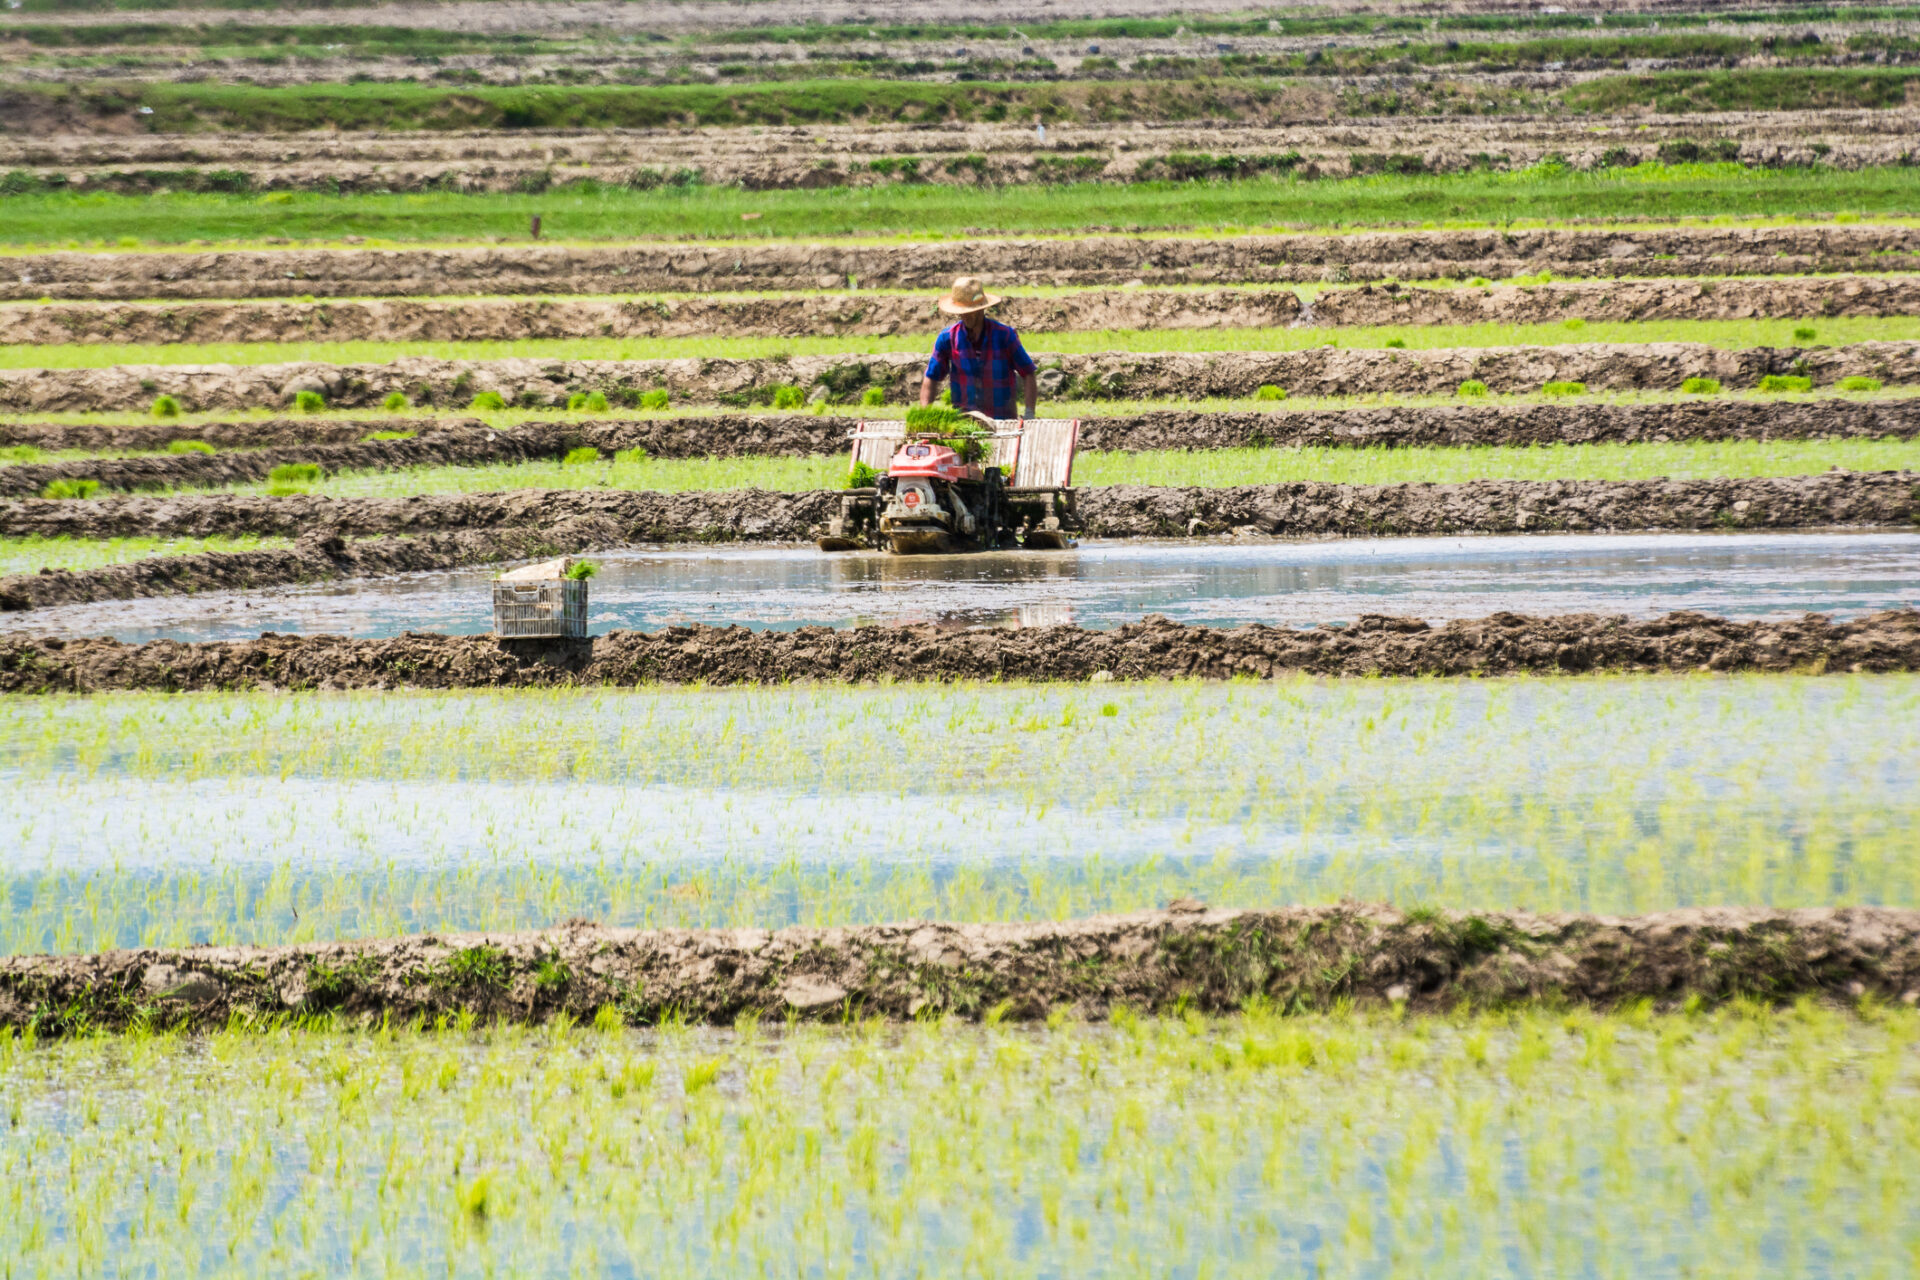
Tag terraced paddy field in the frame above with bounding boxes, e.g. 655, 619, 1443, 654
8, 1, 1920, 1274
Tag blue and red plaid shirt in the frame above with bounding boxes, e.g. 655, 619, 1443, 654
924, 318, 1036, 419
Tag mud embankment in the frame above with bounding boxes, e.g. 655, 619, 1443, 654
8, 342, 1920, 414
5, 609, 1918, 693
1, 473, 1910, 611
10, 275, 1920, 345
5, 903, 1918, 1034
6, 225, 1918, 302
7, 110, 1919, 194
0, 421, 577, 499
6, 398, 1916, 464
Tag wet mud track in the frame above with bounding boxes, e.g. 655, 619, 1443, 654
5, 903, 1919, 1033
7, 224, 1917, 302
9, 275, 1920, 345
9, 342, 1920, 413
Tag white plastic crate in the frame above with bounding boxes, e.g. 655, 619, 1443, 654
492, 578, 588, 639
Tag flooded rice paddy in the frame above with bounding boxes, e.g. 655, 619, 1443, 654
5, 1006, 1915, 1279
11, 530, 1920, 644
5, 675, 1915, 955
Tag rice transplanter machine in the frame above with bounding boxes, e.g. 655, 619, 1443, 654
818, 414, 1083, 555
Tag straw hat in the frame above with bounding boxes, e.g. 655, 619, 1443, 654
937, 276, 1003, 315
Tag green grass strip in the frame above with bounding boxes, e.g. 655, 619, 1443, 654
8, 164, 1920, 248
8, 316, 1920, 371
210, 437, 1920, 501
0, 534, 292, 576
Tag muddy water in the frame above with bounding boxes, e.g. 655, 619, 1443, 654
11, 530, 1919, 644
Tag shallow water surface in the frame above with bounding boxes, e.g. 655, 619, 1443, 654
5, 676, 1915, 953
10, 529, 1919, 643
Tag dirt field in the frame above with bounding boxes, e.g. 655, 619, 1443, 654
4, 342, 1915, 413
4, 901, 1917, 1032
8, 110, 1917, 187
9, 224, 1916, 301
9, 274, 1920, 345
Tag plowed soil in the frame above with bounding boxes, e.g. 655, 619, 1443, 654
3, 473, 1911, 610
8, 109, 1917, 188
10, 274, 1920, 345
6, 343, 1919, 413
4, 902, 1917, 1033
7, 224, 1917, 301
6, 397, 1912, 475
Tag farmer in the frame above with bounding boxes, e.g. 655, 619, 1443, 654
920, 276, 1037, 420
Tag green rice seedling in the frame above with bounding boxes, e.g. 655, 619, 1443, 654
567, 392, 590, 411
205, 435, 1920, 502
382, 391, 411, 412
1540, 381, 1586, 396
294, 390, 325, 413
639, 390, 669, 411
1563, 317, 1587, 331
1383, 338, 1408, 349
1681, 377, 1721, 394
362, 430, 415, 442
566, 560, 598, 581
585, 390, 612, 412
1456, 380, 1488, 397
847, 461, 880, 488
39, 478, 98, 499
0, 534, 291, 576
1792, 325, 1818, 343
771, 385, 806, 410
861, 387, 887, 407
149, 394, 181, 418
561, 447, 601, 466
1254, 384, 1287, 401
1838, 376, 1883, 392
903, 404, 964, 430
0, 444, 44, 463
1758, 374, 1814, 393
469, 391, 507, 411
165, 439, 214, 455
268, 462, 321, 485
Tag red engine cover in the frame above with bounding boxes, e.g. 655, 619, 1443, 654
888, 441, 979, 482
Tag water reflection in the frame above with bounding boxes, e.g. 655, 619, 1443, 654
6, 530, 1916, 643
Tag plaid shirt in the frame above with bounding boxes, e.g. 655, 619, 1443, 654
924, 318, 1036, 419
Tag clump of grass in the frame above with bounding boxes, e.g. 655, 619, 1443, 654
1681, 377, 1721, 394
1382, 338, 1407, 349
149, 394, 181, 418
1563, 317, 1586, 331
566, 392, 590, 411
1254, 384, 1287, 401
39, 478, 99, 499
639, 389, 669, 411
469, 391, 506, 411
771, 385, 806, 410
861, 386, 887, 407
1758, 374, 1813, 393
1792, 325, 1818, 343
266, 462, 321, 494
1540, 381, 1587, 396
614, 447, 650, 464
566, 559, 598, 581
904, 404, 965, 430
363, 430, 415, 442
294, 389, 325, 413
166, 439, 214, 455
1456, 380, 1488, 397
0, 444, 45, 463
1837, 376, 1882, 392
382, 391, 411, 412
562, 447, 601, 466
